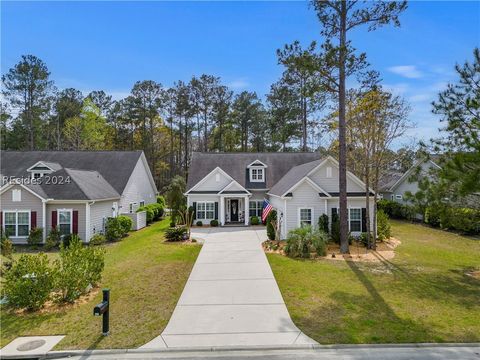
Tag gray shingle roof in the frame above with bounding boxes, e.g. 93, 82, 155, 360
1, 151, 141, 200
378, 171, 404, 192
187, 152, 322, 191
268, 159, 324, 196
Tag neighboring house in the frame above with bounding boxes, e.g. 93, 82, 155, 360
0, 151, 157, 244
379, 159, 441, 203
186, 152, 375, 239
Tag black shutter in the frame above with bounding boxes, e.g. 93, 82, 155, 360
214, 202, 219, 220
192, 202, 197, 220
361, 208, 367, 233
332, 207, 337, 218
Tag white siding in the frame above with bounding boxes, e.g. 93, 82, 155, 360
0, 185, 44, 244
326, 198, 375, 235
90, 200, 116, 240
308, 158, 364, 192
120, 156, 157, 213
268, 195, 286, 239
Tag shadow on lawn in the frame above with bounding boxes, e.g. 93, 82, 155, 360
373, 252, 480, 309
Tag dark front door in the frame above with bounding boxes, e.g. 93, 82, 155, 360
230, 199, 239, 222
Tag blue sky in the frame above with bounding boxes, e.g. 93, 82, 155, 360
2, 1, 479, 144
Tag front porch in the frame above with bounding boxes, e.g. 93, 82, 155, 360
220, 194, 250, 226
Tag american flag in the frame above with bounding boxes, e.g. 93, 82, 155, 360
261, 199, 273, 223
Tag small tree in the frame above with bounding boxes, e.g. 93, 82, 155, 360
165, 176, 186, 224
318, 214, 329, 234
266, 210, 277, 240
178, 208, 194, 240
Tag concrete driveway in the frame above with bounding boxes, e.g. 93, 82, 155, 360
142, 226, 316, 349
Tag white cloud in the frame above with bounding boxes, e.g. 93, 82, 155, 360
388, 65, 423, 79
383, 82, 409, 95
227, 78, 250, 90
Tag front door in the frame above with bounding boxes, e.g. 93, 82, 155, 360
230, 199, 239, 222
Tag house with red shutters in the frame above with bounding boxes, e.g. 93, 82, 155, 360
0, 151, 157, 244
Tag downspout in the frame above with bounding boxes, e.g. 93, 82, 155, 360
85, 201, 95, 243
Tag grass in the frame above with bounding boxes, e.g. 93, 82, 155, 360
267, 220, 480, 344
0, 218, 201, 349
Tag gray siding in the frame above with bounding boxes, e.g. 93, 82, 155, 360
120, 155, 157, 213
190, 169, 231, 192
0, 185, 44, 244
90, 200, 116, 239
46, 203, 87, 241
285, 182, 326, 235
391, 161, 438, 204
308, 158, 364, 192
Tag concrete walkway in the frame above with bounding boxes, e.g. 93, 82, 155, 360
142, 227, 316, 349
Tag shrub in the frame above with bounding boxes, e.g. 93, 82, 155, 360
250, 216, 260, 225
45, 227, 61, 250
376, 210, 392, 241
89, 233, 106, 246
445, 207, 480, 234
62, 233, 81, 248
196, 221, 203, 226
330, 212, 340, 244
266, 210, 277, 240
318, 214, 329, 234
169, 221, 176, 228
27, 227, 43, 247
137, 206, 154, 224
210, 219, 219, 227
425, 206, 442, 227
156, 195, 166, 207
146, 203, 164, 221
165, 226, 187, 242
377, 199, 415, 220
54, 236, 105, 303
284, 226, 328, 258
118, 215, 132, 235
105, 217, 123, 242
3, 254, 55, 310
1, 233, 14, 258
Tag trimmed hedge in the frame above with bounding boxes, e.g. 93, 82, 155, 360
210, 219, 219, 227
250, 216, 260, 225
377, 199, 415, 220
425, 206, 480, 234
137, 203, 164, 224
266, 210, 277, 240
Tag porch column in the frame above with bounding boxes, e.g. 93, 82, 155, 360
244, 196, 249, 225
220, 196, 225, 226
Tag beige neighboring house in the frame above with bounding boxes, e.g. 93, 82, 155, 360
0, 151, 157, 244
186, 152, 375, 239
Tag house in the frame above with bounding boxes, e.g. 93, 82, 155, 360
186, 152, 375, 239
0, 151, 157, 244
379, 159, 441, 203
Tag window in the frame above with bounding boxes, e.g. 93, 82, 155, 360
249, 201, 263, 217
3, 211, 30, 237
58, 210, 72, 236
395, 194, 403, 200
12, 189, 21, 202
32, 173, 42, 179
349, 208, 361, 232
140, 201, 145, 207
299, 208, 313, 227
250, 168, 264, 182
197, 201, 215, 220
326, 166, 332, 178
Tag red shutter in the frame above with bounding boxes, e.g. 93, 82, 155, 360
73, 211, 78, 234
52, 211, 57, 229
31, 211, 37, 229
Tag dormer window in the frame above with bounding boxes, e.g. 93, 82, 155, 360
250, 168, 264, 182
26, 161, 61, 179
247, 160, 267, 183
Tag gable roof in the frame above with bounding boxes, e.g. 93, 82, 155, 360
378, 171, 404, 192
1, 151, 143, 196
187, 152, 321, 191
388, 159, 441, 192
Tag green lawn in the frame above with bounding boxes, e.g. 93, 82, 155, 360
268, 220, 480, 344
1, 219, 201, 349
